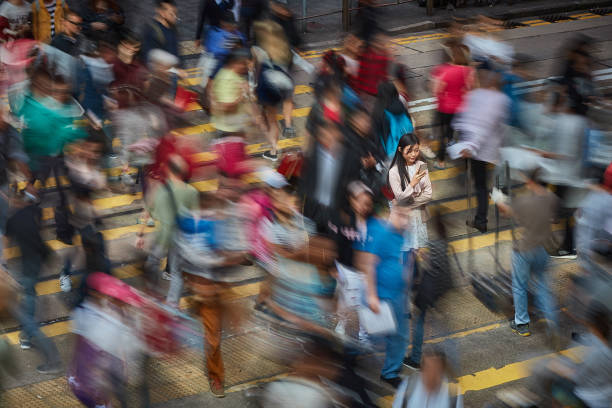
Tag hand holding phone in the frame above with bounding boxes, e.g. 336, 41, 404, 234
418, 163, 428, 174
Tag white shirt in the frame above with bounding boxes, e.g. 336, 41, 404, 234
0, 1, 30, 32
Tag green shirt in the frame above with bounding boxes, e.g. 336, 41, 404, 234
151, 180, 199, 248
19, 94, 87, 170
211, 68, 249, 133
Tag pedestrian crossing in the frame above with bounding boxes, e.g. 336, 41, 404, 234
2, 21, 602, 406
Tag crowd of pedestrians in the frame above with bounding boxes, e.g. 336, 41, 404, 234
0, 1, 609, 407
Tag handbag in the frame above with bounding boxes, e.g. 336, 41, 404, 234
277, 151, 304, 184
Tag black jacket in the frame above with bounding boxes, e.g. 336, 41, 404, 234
195, 0, 235, 40
299, 140, 361, 231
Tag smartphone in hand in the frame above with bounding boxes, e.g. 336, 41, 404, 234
418, 163, 428, 174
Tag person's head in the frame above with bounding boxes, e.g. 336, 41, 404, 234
388, 200, 412, 230
451, 45, 470, 66
343, 33, 364, 57
347, 181, 373, 219
219, 10, 238, 32
62, 10, 82, 37
156, 0, 177, 27
375, 81, 400, 110
391, 63, 410, 94
225, 48, 250, 75
318, 121, 343, 151
270, 185, 297, 217
394, 133, 420, 166
370, 32, 389, 54
79, 130, 105, 162
477, 66, 502, 90
347, 106, 371, 137
165, 153, 188, 181
118, 31, 141, 62
421, 346, 449, 393
523, 167, 547, 191
30, 66, 53, 98
269, 1, 291, 19
50, 75, 72, 104
92, 0, 109, 12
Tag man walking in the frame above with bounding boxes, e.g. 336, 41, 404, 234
494, 168, 559, 337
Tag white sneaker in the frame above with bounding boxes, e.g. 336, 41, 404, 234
161, 271, 172, 281
59, 274, 72, 292
420, 145, 436, 160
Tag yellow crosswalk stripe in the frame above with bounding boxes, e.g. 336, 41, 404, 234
377, 346, 585, 406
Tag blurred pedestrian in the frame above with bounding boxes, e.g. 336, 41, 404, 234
0, 114, 30, 269
60, 133, 110, 296
0, 0, 32, 42
170, 191, 248, 397
6, 188, 62, 374
142, 0, 181, 72
352, 32, 391, 110
141, 153, 199, 291
494, 167, 559, 337
31, 0, 70, 43
392, 346, 463, 408
561, 35, 595, 117
454, 68, 510, 233
253, 18, 294, 161
430, 44, 474, 169
300, 122, 360, 232
355, 202, 413, 388
195, 0, 235, 48
50, 10, 82, 56
82, 0, 124, 44
372, 81, 414, 161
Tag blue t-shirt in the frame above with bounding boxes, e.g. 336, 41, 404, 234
355, 218, 405, 300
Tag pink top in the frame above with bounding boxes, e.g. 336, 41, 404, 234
432, 63, 474, 114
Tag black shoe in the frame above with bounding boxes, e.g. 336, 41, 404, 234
466, 219, 487, 233
262, 151, 278, 162
380, 376, 402, 388
403, 357, 421, 370
36, 362, 62, 374
510, 320, 531, 337
550, 249, 577, 259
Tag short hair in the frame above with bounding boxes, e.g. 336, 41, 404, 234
65, 10, 81, 20
421, 345, 448, 368
156, 0, 175, 7
225, 48, 250, 65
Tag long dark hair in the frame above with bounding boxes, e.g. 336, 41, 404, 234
372, 81, 406, 148
388, 133, 420, 190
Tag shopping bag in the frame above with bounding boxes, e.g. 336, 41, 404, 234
358, 301, 397, 336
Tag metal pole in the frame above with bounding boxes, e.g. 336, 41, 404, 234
302, 0, 307, 33
426, 0, 433, 16
342, 0, 350, 31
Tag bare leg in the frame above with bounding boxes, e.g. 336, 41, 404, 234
264, 106, 279, 156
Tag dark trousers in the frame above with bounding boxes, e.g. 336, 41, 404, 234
470, 159, 489, 226
552, 185, 575, 252
16, 256, 60, 365
436, 111, 455, 161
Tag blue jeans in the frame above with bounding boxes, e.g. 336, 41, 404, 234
380, 294, 409, 379
511, 247, 558, 327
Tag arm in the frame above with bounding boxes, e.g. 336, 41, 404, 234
270, 236, 337, 267
412, 171, 433, 207
388, 166, 415, 202
354, 250, 380, 313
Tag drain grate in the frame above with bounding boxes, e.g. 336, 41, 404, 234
539, 14, 577, 23
503, 20, 528, 29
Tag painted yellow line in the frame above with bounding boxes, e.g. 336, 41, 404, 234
7, 281, 263, 346
522, 19, 545, 24
576, 15, 601, 19
378, 346, 585, 406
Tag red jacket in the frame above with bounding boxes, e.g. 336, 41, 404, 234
352, 48, 390, 96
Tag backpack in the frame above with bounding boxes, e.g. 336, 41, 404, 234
381, 110, 413, 158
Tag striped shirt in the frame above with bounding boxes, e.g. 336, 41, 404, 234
45, 1, 56, 38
